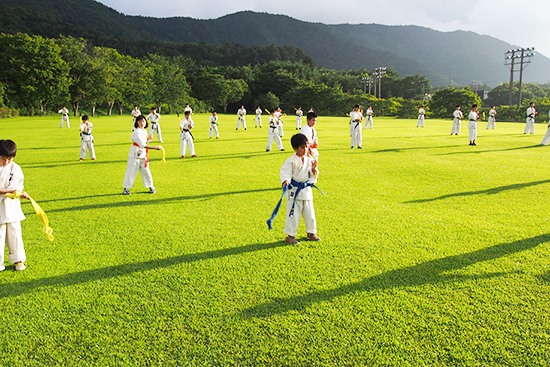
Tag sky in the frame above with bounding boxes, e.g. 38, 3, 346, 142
96, 0, 550, 58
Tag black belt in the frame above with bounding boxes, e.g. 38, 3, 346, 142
182, 128, 194, 140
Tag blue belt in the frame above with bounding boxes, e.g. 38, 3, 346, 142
266, 179, 324, 230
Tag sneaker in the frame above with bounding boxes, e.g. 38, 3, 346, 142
266, 149, 270, 152
351, 146, 354, 149
79, 158, 83, 161
210, 137, 212, 139
192, 155, 197, 157
14, 262, 26, 271
358, 146, 363, 149
0, 264, 5, 271
280, 149, 285, 151
181, 155, 185, 158
149, 187, 156, 194
92, 158, 96, 160
285, 236, 299, 245
306, 233, 322, 241
122, 189, 131, 195
473, 143, 477, 146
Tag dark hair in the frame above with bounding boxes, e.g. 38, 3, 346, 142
0, 139, 17, 157
354, 104, 360, 109
455, 104, 460, 108
134, 115, 148, 129
151, 106, 156, 110
82, 115, 89, 121
307, 112, 317, 121
491, 105, 495, 108
271, 108, 277, 114
291, 133, 308, 149
472, 104, 478, 109
184, 111, 191, 116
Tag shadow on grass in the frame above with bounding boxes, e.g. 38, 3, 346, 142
0, 241, 290, 299
367, 144, 462, 154
405, 179, 550, 204
439, 144, 544, 156
242, 234, 550, 318
47, 187, 280, 213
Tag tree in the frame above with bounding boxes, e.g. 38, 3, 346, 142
255, 92, 280, 111
224, 79, 248, 113
145, 54, 191, 112
430, 87, 481, 118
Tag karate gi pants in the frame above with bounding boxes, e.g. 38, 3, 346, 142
255, 116, 262, 127
284, 199, 316, 237
278, 125, 284, 137
80, 138, 96, 159
417, 115, 425, 127
0, 222, 26, 265
148, 123, 163, 143
267, 129, 284, 150
181, 136, 195, 156
236, 117, 247, 129
296, 117, 302, 129
525, 118, 535, 134
60, 115, 70, 128
351, 124, 362, 147
486, 117, 496, 130
209, 124, 219, 138
364, 116, 373, 129
123, 157, 153, 189
451, 119, 461, 134
469, 127, 477, 141
541, 126, 550, 145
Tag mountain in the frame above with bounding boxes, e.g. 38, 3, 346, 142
2, 0, 549, 87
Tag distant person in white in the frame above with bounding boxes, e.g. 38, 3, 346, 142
131, 105, 141, 130
236, 105, 247, 130
350, 104, 363, 149
296, 107, 303, 130
255, 106, 262, 128
451, 105, 463, 135
79, 115, 96, 161
58, 106, 70, 128
468, 104, 479, 146
184, 103, 193, 115
525, 102, 537, 134
276, 107, 284, 137
266, 108, 284, 151
541, 110, 550, 145
209, 111, 219, 139
363, 105, 374, 129
180, 110, 196, 157
147, 107, 162, 143
486, 106, 497, 130
299, 111, 319, 161
417, 106, 425, 127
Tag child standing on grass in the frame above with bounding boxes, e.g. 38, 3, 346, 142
280, 134, 321, 245
122, 115, 162, 195
236, 105, 247, 130
0, 140, 29, 271
266, 108, 284, 152
451, 105, 463, 135
417, 106, 426, 127
299, 111, 319, 161
364, 105, 374, 129
350, 104, 363, 149
147, 107, 163, 143
468, 104, 479, 146
79, 115, 96, 161
209, 111, 219, 139
180, 110, 197, 158
131, 105, 141, 130
525, 102, 537, 134
58, 106, 70, 128
487, 106, 497, 130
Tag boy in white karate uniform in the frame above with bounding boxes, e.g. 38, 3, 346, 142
299, 112, 319, 161
280, 134, 321, 244
296, 107, 303, 130
525, 102, 537, 134
131, 105, 141, 130
255, 106, 262, 128
541, 110, 550, 145
209, 111, 220, 139
122, 116, 162, 195
266, 109, 284, 152
487, 106, 497, 130
184, 103, 193, 115
79, 115, 96, 161
451, 105, 463, 135
417, 106, 425, 127
236, 105, 247, 130
350, 104, 363, 149
147, 107, 163, 143
180, 111, 197, 158
364, 106, 374, 129
58, 106, 70, 128
0, 140, 30, 271
276, 107, 284, 137
468, 104, 479, 146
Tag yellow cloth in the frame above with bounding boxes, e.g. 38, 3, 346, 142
5, 191, 54, 241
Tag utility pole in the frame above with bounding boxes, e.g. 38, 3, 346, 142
469, 80, 482, 95
373, 67, 386, 99
505, 47, 535, 105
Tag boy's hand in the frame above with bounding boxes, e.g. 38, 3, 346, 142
20, 191, 30, 200
155, 146, 162, 150
282, 181, 288, 188
312, 160, 318, 170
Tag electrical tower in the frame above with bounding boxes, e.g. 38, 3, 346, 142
505, 47, 535, 105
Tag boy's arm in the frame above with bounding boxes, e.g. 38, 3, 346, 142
280, 158, 293, 187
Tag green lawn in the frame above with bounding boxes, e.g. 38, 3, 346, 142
1, 113, 549, 366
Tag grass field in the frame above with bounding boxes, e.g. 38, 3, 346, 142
1, 113, 550, 366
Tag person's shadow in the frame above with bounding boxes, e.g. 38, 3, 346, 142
243, 234, 550, 317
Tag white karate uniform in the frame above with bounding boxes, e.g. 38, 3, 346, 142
0, 161, 27, 266
123, 128, 154, 190
468, 111, 478, 141
209, 115, 219, 138
350, 110, 363, 148
255, 108, 262, 127
363, 109, 374, 129
525, 107, 536, 134
417, 108, 425, 127
487, 109, 496, 130
58, 108, 70, 128
276, 111, 284, 137
236, 108, 247, 129
147, 112, 162, 143
131, 108, 141, 130
266, 116, 284, 151
280, 154, 318, 237
180, 117, 195, 156
296, 109, 303, 129
184, 106, 193, 115
452, 110, 463, 134
541, 111, 550, 145
79, 122, 96, 159
299, 124, 319, 160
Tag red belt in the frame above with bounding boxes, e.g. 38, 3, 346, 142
133, 143, 149, 167
310, 145, 318, 148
